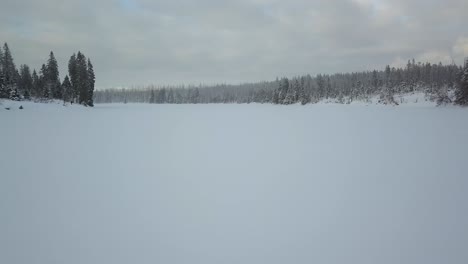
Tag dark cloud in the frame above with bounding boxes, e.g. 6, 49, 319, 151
1, 0, 467, 88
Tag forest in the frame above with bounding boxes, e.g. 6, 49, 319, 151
95, 59, 468, 106
0, 43, 95, 106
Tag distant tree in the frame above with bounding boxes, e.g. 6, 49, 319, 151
298, 77, 309, 105
40, 64, 49, 98
190, 88, 200, 104
0, 46, 4, 97
455, 58, 468, 106
1, 43, 18, 98
68, 54, 78, 102
167, 89, 174, 104
75, 52, 89, 105
272, 90, 279, 104
157, 88, 166, 103
61, 75, 72, 104
175, 90, 183, 104
19, 64, 33, 99
46, 51, 62, 99
149, 89, 155, 104
316, 74, 325, 99
87, 58, 95, 106
436, 85, 452, 106
31, 69, 40, 97
277, 78, 289, 104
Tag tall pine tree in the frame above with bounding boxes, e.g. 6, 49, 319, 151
1, 43, 18, 98
46, 51, 62, 99
87, 58, 95, 106
68, 53, 78, 102
32, 69, 40, 97
19, 65, 33, 99
76, 52, 88, 105
455, 58, 468, 106
39, 64, 49, 98
61, 75, 72, 104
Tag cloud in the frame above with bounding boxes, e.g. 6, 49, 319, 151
453, 37, 468, 59
0, 0, 467, 88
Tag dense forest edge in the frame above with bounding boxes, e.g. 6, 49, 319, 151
2, 41, 468, 107
95, 58, 468, 107
0, 42, 95, 106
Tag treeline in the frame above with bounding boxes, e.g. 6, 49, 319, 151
95, 59, 468, 106
0, 42, 95, 106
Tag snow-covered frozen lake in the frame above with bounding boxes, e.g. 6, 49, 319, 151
1, 102, 468, 264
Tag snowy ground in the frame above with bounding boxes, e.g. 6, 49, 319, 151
1, 100, 468, 264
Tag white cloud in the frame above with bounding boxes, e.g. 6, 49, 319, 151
1, 0, 467, 88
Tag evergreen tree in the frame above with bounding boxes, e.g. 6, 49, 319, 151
149, 89, 155, 104
167, 89, 174, 104
61, 75, 72, 104
87, 58, 95, 106
316, 74, 325, 98
277, 78, 289, 104
46, 51, 62, 99
40, 64, 49, 98
68, 54, 78, 102
272, 89, 279, 104
192, 87, 200, 103
0, 46, 4, 97
299, 78, 309, 105
455, 58, 468, 106
1, 43, 18, 98
19, 64, 33, 99
75, 52, 89, 105
32, 69, 40, 97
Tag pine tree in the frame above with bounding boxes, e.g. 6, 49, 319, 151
75, 52, 89, 105
455, 58, 468, 106
316, 74, 325, 99
32, 69, 40, 97
46, 51, 62, 99
299, 78, 309, 105
68, 54, 78, 102
40, 64, 49, 99
0, 46, 4, 97
192, 87, 200, 104
1, 43, 18, 98
149, 89, 155, 103
277, 78, 289, 104
272, 89, 279, 104
87, 58, 95, 106
167, 89, 174, 104
61, 75, 72, 104
19, 65, 33, 99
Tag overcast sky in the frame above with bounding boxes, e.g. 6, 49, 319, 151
1, 0, 467, 88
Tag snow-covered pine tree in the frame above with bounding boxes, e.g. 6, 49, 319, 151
316, 74, 325, 99
191, 88, 200, 104
76, 52, 89, 105
61, 75, 72, 104
40, 64, 49, 99
1, 43, 18, 99
277, 78, 289, 104
455, 58, 468, 106
149, 89, 155, 104
31, 69, 40, 97
46, 51, 62, 99
167, 89, 174, 104
87, 58, 95, 106
19, 65, 33, 100
299, 78, 309, 105
68, 54, 78, 102
0, 46, 4, 98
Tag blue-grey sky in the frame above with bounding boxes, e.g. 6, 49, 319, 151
1, 0, 467, 88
